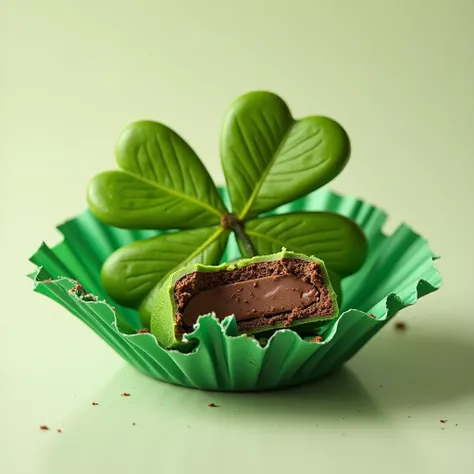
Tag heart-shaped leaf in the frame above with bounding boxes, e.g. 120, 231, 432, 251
244, 212, 367, 276
220, 91, 350, 219
101, 226, 229, 309
87, 121, 226, 229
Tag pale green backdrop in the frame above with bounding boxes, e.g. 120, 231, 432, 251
1, 1, 473, 473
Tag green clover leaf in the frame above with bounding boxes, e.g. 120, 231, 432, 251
87, 91, 367, 326
87, 121, 226, 229
220, 91, 350, 219
244, 213, 366, 276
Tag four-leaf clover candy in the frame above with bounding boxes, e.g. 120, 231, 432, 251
86, 91, 368, 326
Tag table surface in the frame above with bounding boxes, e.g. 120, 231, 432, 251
2, 1, 474, 473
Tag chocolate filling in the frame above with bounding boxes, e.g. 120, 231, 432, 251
174, 258, 334, 336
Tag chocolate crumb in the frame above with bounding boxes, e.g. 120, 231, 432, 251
137, 328, 150, 334
121, 392, 131, 397
57, 429, 62, 433
369, 314, 376, 319
92, 402, 99, 406
208, 403, 218, 408
70, 283, 84, 294
440, 419, 447, 423
395, 321, 407, 331
310, 335, 324, 343
40, 425, 49, 431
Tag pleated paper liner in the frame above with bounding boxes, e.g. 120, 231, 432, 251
28, 188, 442, 391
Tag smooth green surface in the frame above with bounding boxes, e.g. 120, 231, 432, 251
28, 188, 441, 390
3, 1, 474, 473
150, 249, 339, 348
220, 91, 350, 218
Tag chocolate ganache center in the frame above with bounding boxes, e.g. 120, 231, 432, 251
182, 275, 317, 325
173, 258, 334, 335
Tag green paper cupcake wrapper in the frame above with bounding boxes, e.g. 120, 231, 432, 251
29, 188, 442, 391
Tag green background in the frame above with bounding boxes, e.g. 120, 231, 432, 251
1, 0, 473, 473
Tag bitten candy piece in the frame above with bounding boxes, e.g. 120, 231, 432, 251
151, 250, 339, 349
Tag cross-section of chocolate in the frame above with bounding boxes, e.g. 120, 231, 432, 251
151, 250, 339, 349
176, 259, 334, 332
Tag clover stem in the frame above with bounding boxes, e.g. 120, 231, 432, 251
232, 223, 257, 258
221, 213, 256, 258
